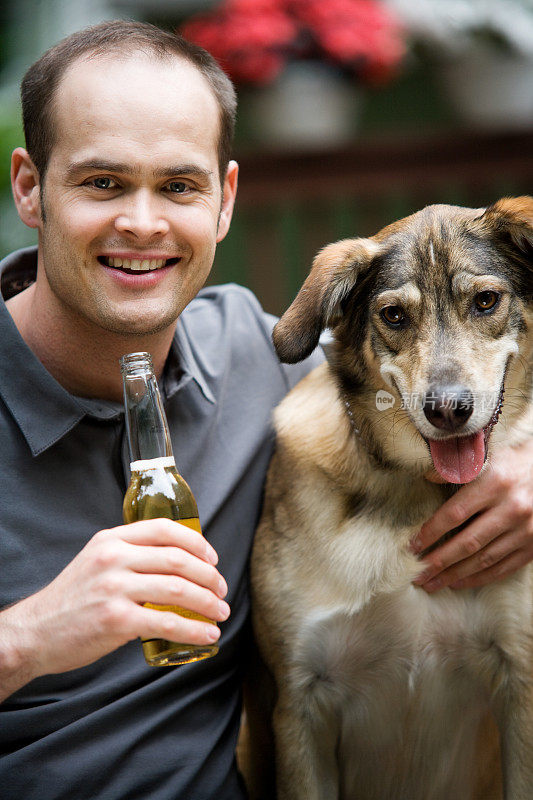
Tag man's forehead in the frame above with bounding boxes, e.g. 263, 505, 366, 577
49, 51, 221, 165
56, 50, 216, 108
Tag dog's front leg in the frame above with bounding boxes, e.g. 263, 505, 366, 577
494, 678, 533, 799
273, 688, 340, 800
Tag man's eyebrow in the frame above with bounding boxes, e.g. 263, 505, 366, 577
66, 159, 213, 180
153, 164, 214, 180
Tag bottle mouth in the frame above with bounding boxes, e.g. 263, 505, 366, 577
120, 351, 153, 375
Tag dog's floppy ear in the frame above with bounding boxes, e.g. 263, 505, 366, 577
479, 196, 533, 256
273, 237, 379, 363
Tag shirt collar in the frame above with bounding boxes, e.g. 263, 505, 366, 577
0, 246, 214, 456
0, 295, 87, 456
170, 318, 216, 404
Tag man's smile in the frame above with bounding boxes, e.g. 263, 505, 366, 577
98, 255, 181, 272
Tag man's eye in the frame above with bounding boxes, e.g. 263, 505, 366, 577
90, 177, 117, 190
167, 181, 189, 194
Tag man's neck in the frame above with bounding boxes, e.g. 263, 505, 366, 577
6, 283, 176, 402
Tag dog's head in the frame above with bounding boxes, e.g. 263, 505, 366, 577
273, 197, 533, 484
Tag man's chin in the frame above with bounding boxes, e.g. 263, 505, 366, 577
88, 295, 187, 338
97, 315, 177, 338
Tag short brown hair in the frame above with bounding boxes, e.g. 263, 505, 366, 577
21, 19, 237, 183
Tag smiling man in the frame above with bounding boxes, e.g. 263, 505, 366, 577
9, 47, 236, 395
0, 20, 322, 800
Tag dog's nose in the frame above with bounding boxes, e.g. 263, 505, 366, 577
422, 384, 474, 432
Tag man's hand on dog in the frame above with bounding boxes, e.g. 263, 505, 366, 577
411, 439, 533, 591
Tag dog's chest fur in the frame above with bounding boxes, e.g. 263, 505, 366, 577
288, 538, 527, 799
297, 579, 510, 723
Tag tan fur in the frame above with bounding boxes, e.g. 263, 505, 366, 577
243, 198, 533, 800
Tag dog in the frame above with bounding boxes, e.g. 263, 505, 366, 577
245, 198, 533, 799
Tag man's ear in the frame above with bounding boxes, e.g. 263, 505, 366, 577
11, 148, 42, 229
273, 237, 379, 364
216, 159, 238, 243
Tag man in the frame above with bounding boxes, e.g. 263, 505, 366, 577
0, 20, 323, 799
0, 17, 531, 800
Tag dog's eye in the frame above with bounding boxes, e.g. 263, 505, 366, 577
380, 305, 406, 327
474, 291, 500, 313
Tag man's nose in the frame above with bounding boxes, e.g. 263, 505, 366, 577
114, 191, 170, 238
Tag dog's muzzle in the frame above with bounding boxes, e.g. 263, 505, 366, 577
423, 382, 505, 485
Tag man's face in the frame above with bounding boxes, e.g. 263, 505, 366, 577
35, 53, 236, 337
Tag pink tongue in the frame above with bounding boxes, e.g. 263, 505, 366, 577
428, 431, 485, 484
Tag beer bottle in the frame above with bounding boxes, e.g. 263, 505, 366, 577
120, 351, 218, 666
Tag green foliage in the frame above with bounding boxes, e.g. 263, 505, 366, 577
0, 108, 23, 189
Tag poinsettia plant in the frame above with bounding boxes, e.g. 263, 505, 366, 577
180, 0, 405, 86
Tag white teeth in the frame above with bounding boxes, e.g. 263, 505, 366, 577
105, 257, 167, 270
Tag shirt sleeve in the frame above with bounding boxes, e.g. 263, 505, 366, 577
187, 283, 327, 396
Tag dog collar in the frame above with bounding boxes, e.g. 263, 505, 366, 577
341, 390, 361, 436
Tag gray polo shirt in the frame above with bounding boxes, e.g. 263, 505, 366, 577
0, 247, 323, 800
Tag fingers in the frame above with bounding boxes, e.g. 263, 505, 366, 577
108, 518, 219, 565
129, 573, 230, 623
138, 605, 221, 646
413, 507, 533, 592
92, 595, 221, 647
414, 530, 520, 592
413, 508, 508, 588
411, 484, 488, 555
128, 543, 227, 598
447, 548, 532, 590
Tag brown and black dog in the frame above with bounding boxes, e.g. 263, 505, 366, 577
245, 198, 533, 799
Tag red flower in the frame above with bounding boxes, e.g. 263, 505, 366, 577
180, 0, 405, 86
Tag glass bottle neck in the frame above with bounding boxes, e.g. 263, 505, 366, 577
120, 353, 174, 464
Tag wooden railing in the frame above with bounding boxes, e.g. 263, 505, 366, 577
211, 128, 533, 315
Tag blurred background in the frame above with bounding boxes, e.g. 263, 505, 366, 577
0, 0, 532, 315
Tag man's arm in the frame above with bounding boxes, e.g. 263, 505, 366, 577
0, 520, 229, 703
411, 439, 533, 591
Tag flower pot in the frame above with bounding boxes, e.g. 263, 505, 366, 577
440, 43, 533, 130
247, 61, 361, 150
